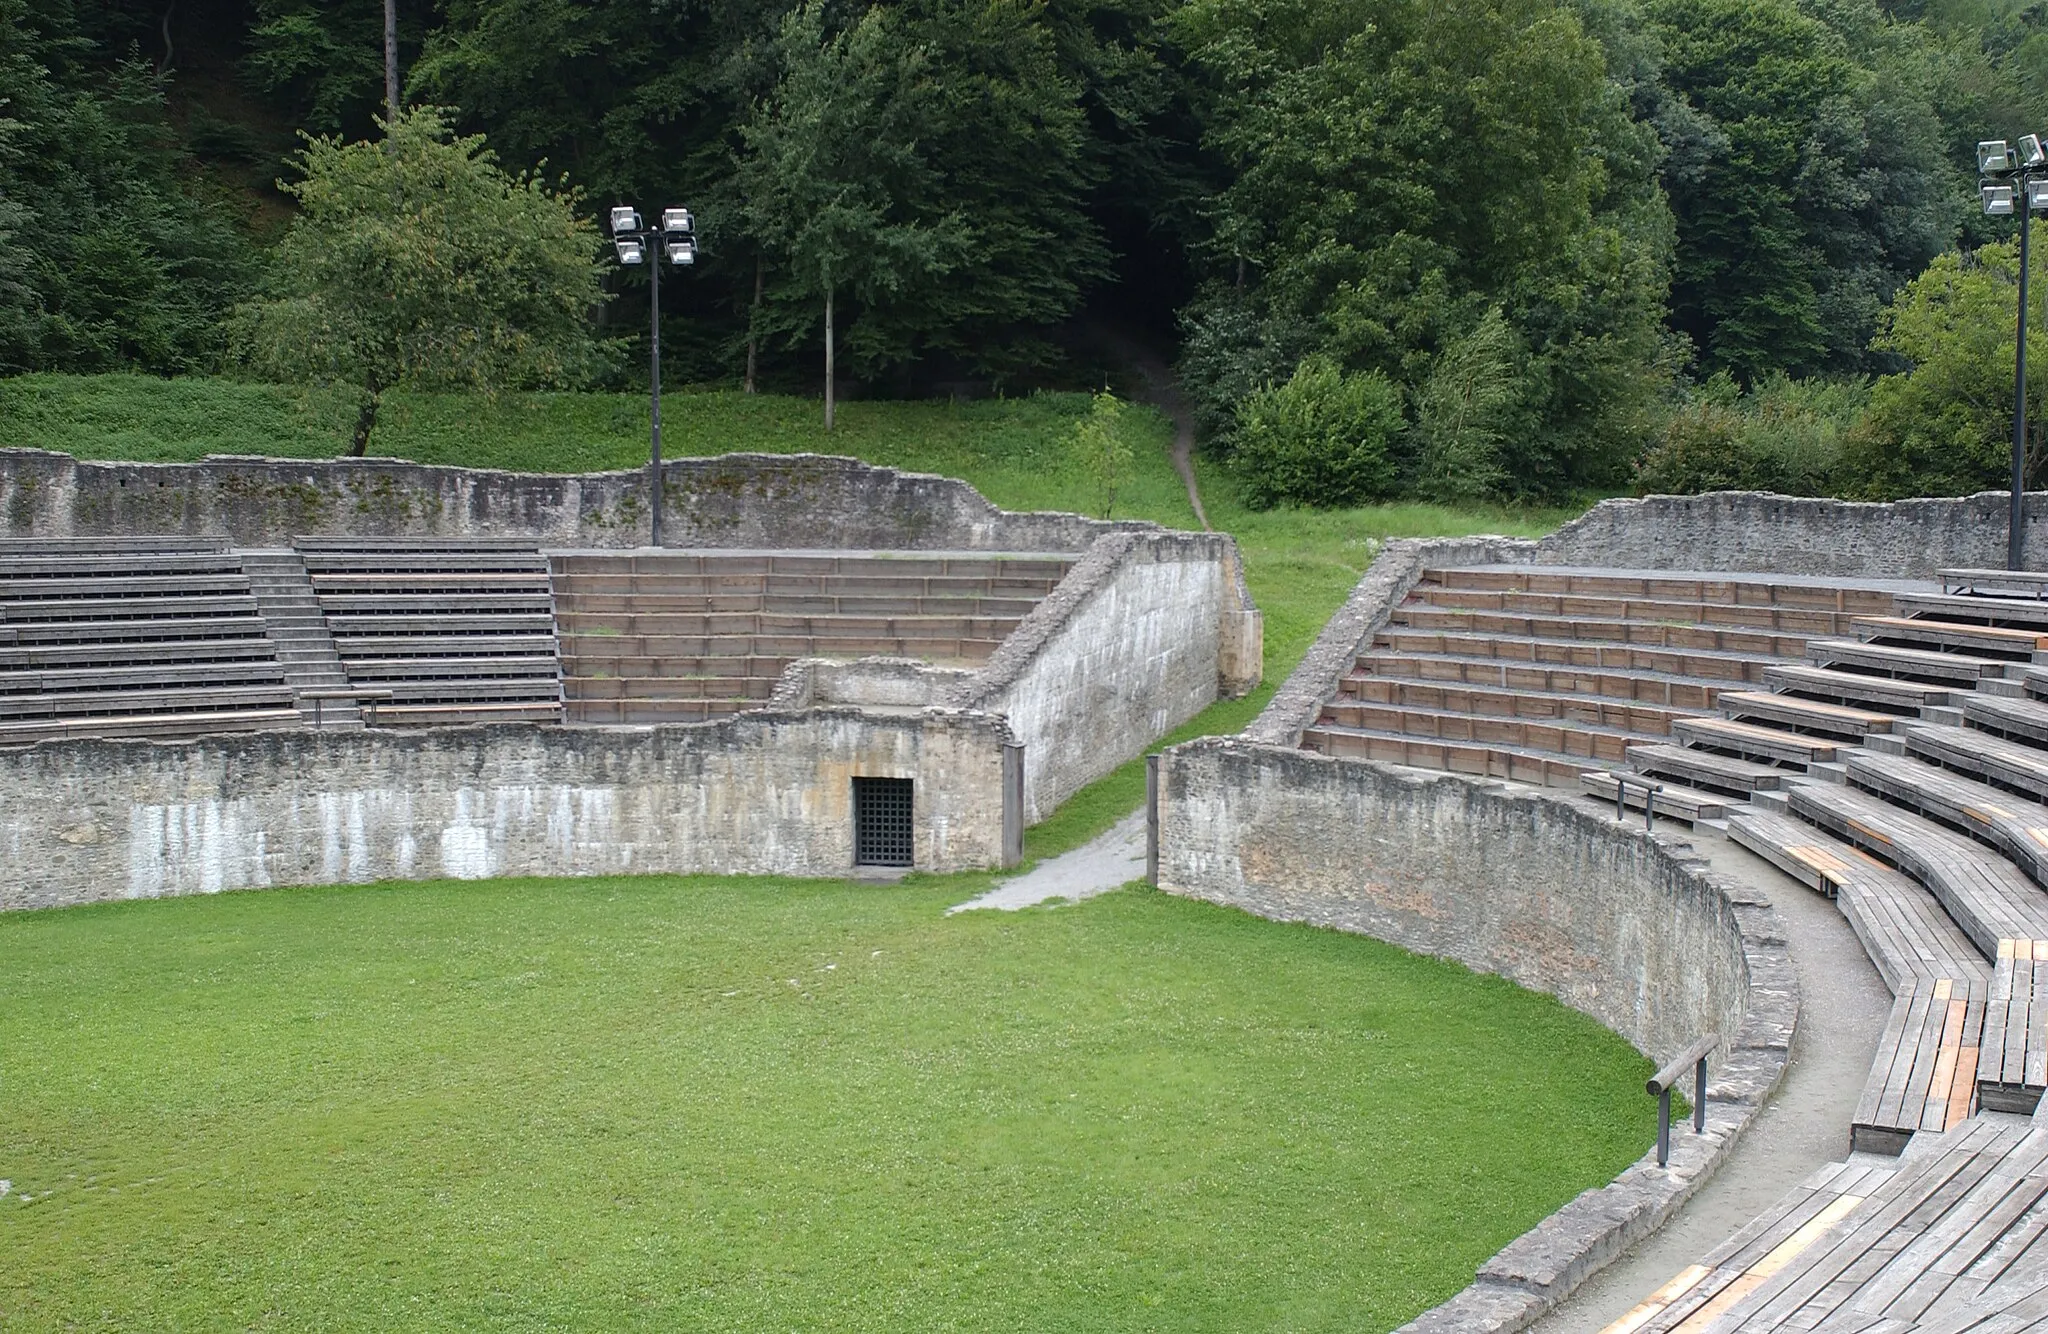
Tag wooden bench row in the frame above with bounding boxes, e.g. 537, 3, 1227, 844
1422, 567, 1898, 614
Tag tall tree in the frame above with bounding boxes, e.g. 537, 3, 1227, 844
229, 108, 606, 454
735, 2, 966, 426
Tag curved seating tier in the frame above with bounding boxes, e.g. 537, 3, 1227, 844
298, 539, 565, 725
0, 537, 299, 744
550, 552, 1073, 724
1303, 567, 1892, 793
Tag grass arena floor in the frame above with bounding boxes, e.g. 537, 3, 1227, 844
0, 873, 1653, 1332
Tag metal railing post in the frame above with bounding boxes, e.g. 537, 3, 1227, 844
1648, 1033, 1719, 1169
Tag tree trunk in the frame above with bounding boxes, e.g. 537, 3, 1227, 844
351, 382, 382, 457
384, 0, 399, 125
745, 257, 762, 395
824, 281, 835, 432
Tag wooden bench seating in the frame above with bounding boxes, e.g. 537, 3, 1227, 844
1372, 629, 1775, 682
1847, 751, 2048, 892
1977, 939, 2048, 1114
1412, 586, 1863, 635
1960, 695, 2048, 748
1616, 1117, 2046, 1331
1855, 615, 2048, 661
1427, 567, 1896, 613
1579, 770, 1727, 821
1717, 690, 1898, 739
1783, 783, 2048, 955
1806, 639, 2012, 686
1901, 724, 2048, 805
1300, 727, 1590, 785
1329, 677, 1694, 734
1629, 743, 1789, 796
1895, 590, 2048, 629
1673, 716, 1837, 766
301, 541, 564, 726
1763, 664, 1952, 713
1386, 606, 1813, 658
1351, 655, 1734, 709
0, 541, 300, 742
1307, 709, 1639, 764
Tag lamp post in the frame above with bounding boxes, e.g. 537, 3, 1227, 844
1979, 137, 2048, 569
608, 205, 698, 550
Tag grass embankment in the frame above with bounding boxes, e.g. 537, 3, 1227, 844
0, 871, 1654, 1331
0, 372, 1582, 858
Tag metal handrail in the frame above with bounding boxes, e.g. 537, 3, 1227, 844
1614, 774, 1666, 831
1648, 1033, 1718, 1167
298, 687, 394, 729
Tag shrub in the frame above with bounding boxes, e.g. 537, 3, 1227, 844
1634, 372, 1867, 495
1231, 358, 1403, 509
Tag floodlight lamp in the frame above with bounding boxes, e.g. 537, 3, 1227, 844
1982, 140, 2016, 174
2023, 134, 2047, 168
610, 206, 642, 236
2026, 177, 2048, 211
665, 239, 696, 266
614, 237, 646, 264
661, 207, 694, 234
1985, 184, 2017, 216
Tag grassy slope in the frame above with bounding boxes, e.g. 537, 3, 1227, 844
0, 872, 1652, 1332
0, 373, 1579, 857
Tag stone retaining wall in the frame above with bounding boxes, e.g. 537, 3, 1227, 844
1542, 490, 2048, 577
0, 710, 1014, 912
947, 531, 1263, 823
0, 449, 1121, 552
1155, 738, 1796, 1331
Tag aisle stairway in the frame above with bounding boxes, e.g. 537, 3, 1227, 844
550, 551, 1073, 724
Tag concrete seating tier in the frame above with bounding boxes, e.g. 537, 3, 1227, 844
0, 538, 298, 744
1303, 568, 1888, 786
549, 552, 1073, 725
298, 539, 564, 725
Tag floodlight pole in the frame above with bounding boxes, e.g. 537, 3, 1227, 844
650, 252, 664, 551
608, 206, 696, 551
2017, 205, 2031, 571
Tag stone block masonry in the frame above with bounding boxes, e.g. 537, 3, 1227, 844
0, 710, 1013, 912
948, 531, 1263, 823
1155, 737, 1797, 1332
0, 449, 1127, 552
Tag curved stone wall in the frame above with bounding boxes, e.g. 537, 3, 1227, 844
1155, 738, 1796, 1330
0, 449, 1124, 551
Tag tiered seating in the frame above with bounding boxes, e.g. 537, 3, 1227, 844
1301, 567, 1893, 796
1613, 1117, 2048, 1332
298, 539, 563, 725
550, 552, 1073, 724
0, 537, 300, 744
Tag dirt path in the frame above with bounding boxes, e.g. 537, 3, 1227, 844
1099, 329, 1210, 531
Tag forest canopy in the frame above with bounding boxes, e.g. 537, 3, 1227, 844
8, 0, 2048, 503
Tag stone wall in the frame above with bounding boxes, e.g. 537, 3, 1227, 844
0, 710, 1014, 912
948, 531, 1263, 823
1541, 490, 2048, 577
1155, 738, 1796, 1331
0, 449, 1119, 552
767, 657, 975, 711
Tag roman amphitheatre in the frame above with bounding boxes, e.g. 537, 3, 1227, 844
6, 446, 2048, 1334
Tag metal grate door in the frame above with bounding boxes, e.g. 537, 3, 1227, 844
853, 777, 915, 867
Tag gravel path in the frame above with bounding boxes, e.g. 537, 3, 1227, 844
947, 811, 1147, 914
1524, 824, 1893, 1333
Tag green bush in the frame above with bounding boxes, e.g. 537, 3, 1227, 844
1231, 358, 1403, 509
1634, 372, 1867, 496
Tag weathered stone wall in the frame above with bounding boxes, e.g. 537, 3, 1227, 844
950, 531, 1262, 823
0, 449, 1120, 551
1155, 738, 1796, 1332
1541, 490, 2048, 577
767, 657, 974, 711
0, 710, 1013, 912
